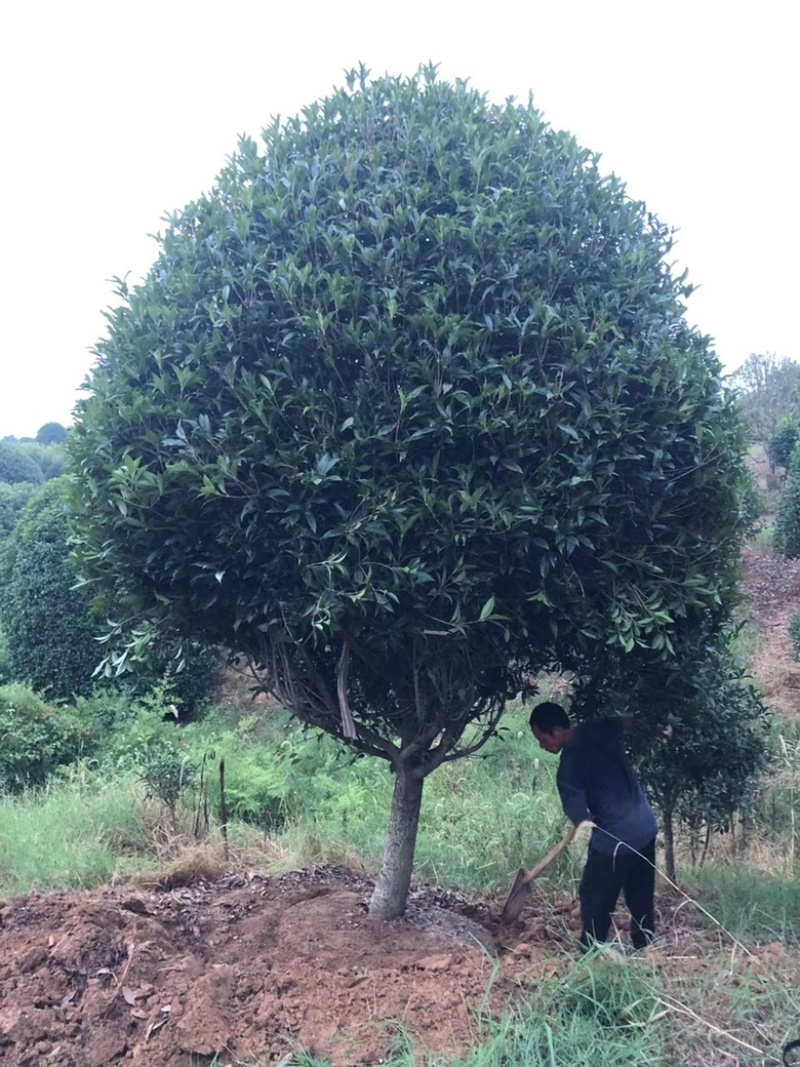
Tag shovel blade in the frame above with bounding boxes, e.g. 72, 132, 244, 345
501, 868, 530, 921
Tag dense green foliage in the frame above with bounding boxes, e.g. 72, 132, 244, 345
774, 444, 800, 558
17, 441, 67, 481
35, 422, 68, 445
0, 440, 44, 485
0, 481, 38, 543
572, 630, 772, 876
0, 683, 96, 792
0, 480, 102, 698
71, 67, 746, 760
740, 466, 766, 538
768, 418, 799, 471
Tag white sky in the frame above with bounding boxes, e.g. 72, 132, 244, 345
1, 0, 796, 438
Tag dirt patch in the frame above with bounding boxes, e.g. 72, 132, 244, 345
742, 546, 800, 718
0, 863, 718, 1067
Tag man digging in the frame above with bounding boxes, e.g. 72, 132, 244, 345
529, 701, 666, 953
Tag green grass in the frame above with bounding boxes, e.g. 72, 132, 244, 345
0, 699, 572, 898
4, 689, 800, 1066
261, 701, 574, 893
682, 863, 800, 943
755, 523, 776, 548
450, 1006, 660, 1067
0, 771, 151, 895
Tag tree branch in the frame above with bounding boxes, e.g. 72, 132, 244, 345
337, 642, 357, 739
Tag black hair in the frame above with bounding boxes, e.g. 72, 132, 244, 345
529, 701, 570, 734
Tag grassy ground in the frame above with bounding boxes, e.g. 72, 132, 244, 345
2, 693, 800, 1065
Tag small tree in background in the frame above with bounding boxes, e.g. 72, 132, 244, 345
731, 353, 800, 466
18, 442, 67, 481
774, 444, 800, 559
739, 467, 766, 539
36, 422, 69, 445
572, 631, 772, 880
70, 67, 747, 917
0, 482, 39, 544
0, 481, 217, 709
0, 480, 102, 699
0, 440, 43, 485
768, 417, 799, 472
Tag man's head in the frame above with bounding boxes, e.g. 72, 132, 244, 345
529, 701, 573, 754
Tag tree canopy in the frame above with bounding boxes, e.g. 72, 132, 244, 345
70, 67, 748, 916
0, 440, 44, 486
36, 422, 69, 445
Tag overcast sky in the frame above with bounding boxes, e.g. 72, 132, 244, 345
1, 0, 796, 438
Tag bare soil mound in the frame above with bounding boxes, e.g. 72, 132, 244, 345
0, 865, 582, 1067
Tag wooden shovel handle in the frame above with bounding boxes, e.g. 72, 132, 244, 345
519, 820, 590, 888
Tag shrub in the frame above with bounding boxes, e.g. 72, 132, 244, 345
138, 743, 197, 830
0, 480, 101, 698
740, 466, 766, 538
0, 683, 96, 792
0, 441, 43, 485
789, 611, 800, 661
768, 418, 799, 471
774, 444, 800, 558
0, 482, 39, 544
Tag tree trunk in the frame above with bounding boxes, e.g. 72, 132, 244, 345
369, 764, 424, 919
663, 804, 676, 882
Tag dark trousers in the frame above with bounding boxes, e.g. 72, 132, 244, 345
579, 838, 656, 950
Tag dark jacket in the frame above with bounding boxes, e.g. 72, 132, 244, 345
556, 718, 658, 854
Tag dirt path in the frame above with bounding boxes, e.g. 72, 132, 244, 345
742, 546, 800, 718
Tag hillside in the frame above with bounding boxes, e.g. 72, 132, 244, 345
0, 542, 798, 1066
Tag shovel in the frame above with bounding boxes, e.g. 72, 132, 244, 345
501, 821, 591, 922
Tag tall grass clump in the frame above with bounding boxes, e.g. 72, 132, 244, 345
0, 771, 150, 895
446, 1005, 661, 1067
682, 864, 800, 943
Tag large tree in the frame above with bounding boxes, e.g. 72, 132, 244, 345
70, 68, 746, 917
